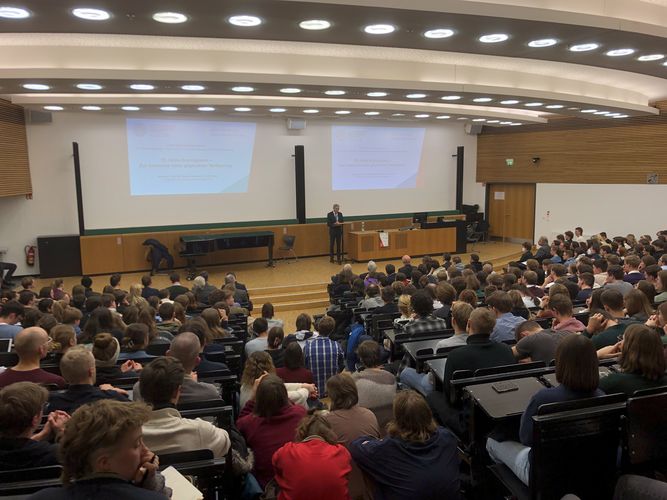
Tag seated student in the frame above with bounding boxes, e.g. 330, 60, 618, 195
140, 275, 160, 300
384, 264, 397, 285
93, 333, 142, 385
260, 302, 284, 331
139, 357, 230, 459
273, 411, 352, 500
402, 290, 448, 337
601, 288, 638, 324
604, 265, 634, 297
521, 270, 545, 299
32, 400, 169, 500
283, 313, 317, 349
199, 307, 229, 339
0, 382, 69, 470
359, 284, 384, 310
597, 324, 667, 395
79, 306, 124, 345
350, 390, 459, 500
119, 323, 154, 361
237, 374, 308, 488
550, 295, 586, 332
487, 335, 604, 486
50, 323, 77, 358
166, 272, 189, 301
624, 289, 654, 322
352, 340, 396, 432
246, 317, 270, 356
266, 326, 285, 368
654, 270, 667, 303
400, 302, 473, 397
276, 342, 315, 385
519, 242, 534, 263
304, 315, 344, 397
241, 351, 313, 409
179, 321, 228, 374
0, 300, 24, 339
0, 327, 66, 389
513, 319, 573, 364
394, 293, 413, 328
487, 291, 526, 343
427, 308, 516, 432
623, 255, 644, 285
155, 302, 180, 335
133, 332, 221, 404
48, 347, 128, 414
576, 272, 595, 302
191, 273, 216, 305
370, 286, 398, 316
433, 282, 456, 326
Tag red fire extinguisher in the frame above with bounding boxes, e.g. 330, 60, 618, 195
25, 245, 35, 266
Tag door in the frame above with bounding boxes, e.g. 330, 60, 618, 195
487, 184, 535, 241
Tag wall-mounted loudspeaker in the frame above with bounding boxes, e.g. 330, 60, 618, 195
25, 110, 53, 124
464, 123, 483, 135
287, 118, 306, 130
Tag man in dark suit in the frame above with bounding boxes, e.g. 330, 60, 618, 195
398, 255, 414, 277
327, 204, 344, 264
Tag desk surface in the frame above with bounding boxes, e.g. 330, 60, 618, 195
427, 358, 448, 384
466, 377, 546, 420
543, 366, 611, 388
403, 338, 447, 361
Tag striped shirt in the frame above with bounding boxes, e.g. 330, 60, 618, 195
303, 337, 344, 396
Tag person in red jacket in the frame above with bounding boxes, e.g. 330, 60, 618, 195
237, 374, 306, 488
273, 411, 351, 500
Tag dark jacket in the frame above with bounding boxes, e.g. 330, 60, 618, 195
141, 286, 161, 300
327, 211, 344, 233
95, 366, 139, 386
29, 476, 167, 500
48, 384, 129, 415
371, 302, 399, 317
398, 264, 414, 277
0, 437, 58, 470
167, 284, 189, 300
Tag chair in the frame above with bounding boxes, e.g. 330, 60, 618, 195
146, 343, 170, 356
467, 221, 489, 250
158, 449, 228, 499
0, 465, 62, 496
278, 234, 298, 263
625, 392, 667, 474
178, 400, 234, 430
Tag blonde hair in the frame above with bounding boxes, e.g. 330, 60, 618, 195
60, 346, 95, 384
398, 294, 412, 316
127, 284, 148, 308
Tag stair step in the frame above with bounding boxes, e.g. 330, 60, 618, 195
252, 289, 329, 304
273, 298, 331, 312
249, 282, 328, 296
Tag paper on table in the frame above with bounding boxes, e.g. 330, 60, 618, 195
379, 232, 389, 248
162, 465, 204, 500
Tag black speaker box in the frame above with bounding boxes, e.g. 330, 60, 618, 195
37, 235, 82, 278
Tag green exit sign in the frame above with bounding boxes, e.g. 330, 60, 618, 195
505, 158, 514, 167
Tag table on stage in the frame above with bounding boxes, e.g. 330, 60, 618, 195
347, 226, 459, 262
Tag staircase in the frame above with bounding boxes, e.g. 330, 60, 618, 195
249, 282, 330, 312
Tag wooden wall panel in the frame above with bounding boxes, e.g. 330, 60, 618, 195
80, 235, 124, 275
487, 184, 535, 241
0, 99, 31, 197
477, 114, 667, 184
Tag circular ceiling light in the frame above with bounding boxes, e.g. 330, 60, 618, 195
479, 33, 509, 43
637, 54, 665, 61
364, 111, 380, 116
160, 106, 178, 111
76, 83, 102, 90
367, 91, 388, 97
234, 107, 252, 112
423, 28, 454, 39
441, 95, 461, 101
325, 90, 346, 96
72, 8, 110, 21
581, 109, 598, 113
436, 115, 451, 120
545, 104, 564, 109
198, 107, 215, 112
280, 88, 302, 94
43, 105, 63, 111
528, 38, 558, 48
23, 83, 50, 90
82, 105, 101, 111
231, 86, 254, 92
569, 43, 599, 52
0, 6, 30, 18
269, 108, 287, 113
122, 106, 141, 111
525, 102, 543, 107
472, 118, 486, 122
303, 109, 319, 114
228, 15, 261, 27
335, 110, 351, 115
181, 84, 205, 91
473, 97, 493, 103
299, 19, 330, 30
364, 24, 395, 35
406, 93, 427, 99
152, 12, 187, 24
500, 99, 520, 105
415, 114, 430, 118
130, 84, 155, 91
606, 48, 635, 57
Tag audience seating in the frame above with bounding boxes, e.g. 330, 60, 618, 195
177, 399, 234, 430
0, 465, 62, 496
159, 449, 229, 500
146, 343, 170, 356
624, 391, 667, 475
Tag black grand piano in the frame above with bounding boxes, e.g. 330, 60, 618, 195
179, 231, 275, 278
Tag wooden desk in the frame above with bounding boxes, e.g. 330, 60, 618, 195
347, 227, 457, 262
543, 367, 610, 388
465, 377, 546, 420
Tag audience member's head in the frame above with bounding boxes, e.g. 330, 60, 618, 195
60, 347, 96, 385
241, 351, 276, 387
283, 342, 305, 371
51, 324, 76, 354
122, 323, 149, 352
410, 290, 434, 318
601, 289, 625, 315
326, 373, 359, 411
555, 334, 599, 391
92, 333, 121, 366
166, 332, 201, 373
357, 340, 382, 369
0, 300, 24, 323
267, 326, 284, 349
486, 291, 513, 316
467, 308, 496, 336
295, 313, 312, 332
317, 315, 335, 338
515, 320, 542, 341
450, 302, 473, 332
14, 327, 51, 363
0, 382, 48, 438
254, 374, 289, 418
295, 410, 338, 444
619, 324, 665, 380
140, 356, 184, 406
261, 302, 275, 320
387, 390, 437, 443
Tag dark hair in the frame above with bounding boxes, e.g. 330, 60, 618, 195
254, 374, 289, 418
283, 342, 305, 370
37, 298, 54, 313
252, 317, 269, 335
295, 313, 312, 332
549, 295, 573, 317
81, 276, 93, 288
139, 356, 184, 406
122, 323, 149, 351
387, 390, 437, 443
555, 335, 599, 392
410, 290, 433, 317
169, 272, 180, 283
296, 410, 338, 444
178, 318, 213, 347
326, 373, 359, 411
381, 286, 396, 303
158, 302, 175, 320
385, 264, 395, 275
486, 291, 513, 314
317, 315, 335, 337
579, 272, 595, 288
435, 283, 456, 305
80, 307, 114, 344
0, 300, 24, 319
141, 275, 152, 287
0, 382, 48, 437
261, 303, 274, 319
624, 289, 654, 319
620, 324, 665, 380
17, 290, 35, 306
267, 327, 284, 349
109, 273, 121, 287
357, 340, 381, 368
601, 289, 624, 312
636, 280, 657, 304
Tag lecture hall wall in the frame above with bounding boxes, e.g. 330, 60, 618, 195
0, 112, 483, 275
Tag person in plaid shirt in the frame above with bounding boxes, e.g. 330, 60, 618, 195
303, 315, 344, 396
402, 290, 449, 337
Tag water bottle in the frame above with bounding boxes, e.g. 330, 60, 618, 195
361, 221, 365, 232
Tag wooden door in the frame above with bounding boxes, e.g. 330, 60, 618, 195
487, 184, 535, 241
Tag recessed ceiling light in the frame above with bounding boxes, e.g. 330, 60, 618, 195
510, 123, 523, 126
0, 6, 30, 18
269, 108, 287, 113
569, 43, 599, 52
472, 118, 486, 122
82, 105, 101, 111
473, 97, 493, 103
525, 102, 543, 107
606, 48, 634, 57
130, 84, 155, 91
593, 111, 609, 115
76, 83, 102, 90
607, 112, 622, 117
231, 86, 254, 92
364, 24, 395, 35
406, 93, 427, 99
280, 88, 302, 94
303, 109, 319, 114
22, 83, 50, 90
479, 33, 509, 43
234, 107, 252, 112
392, 113, 405, 117
457, 117, 469, 120
198, 107, 215, 112
581, 109, 598, 113
122, 106, 141, 111
415, 114, 430, 118
500, 100, 520, 105
436, 115, 451, 120
637, 54, 665, 62
181, 84, 205, 91
486, 120, 500, 123
423, 28, 454, 39
500, 121, 513, 125
612, 114, 629, 119
441, 95, 462, 101
160, 106, 178, 111
335, 110, 351, 115
152, 12, 187, 24
367, 91, 388, 97
325, 90, 346, 96
43, 106, 63, 111
663, 61, 667, 67
545, 104, 564, 109
365, 111, 380, 116
72, 8, 110, 21
228, 15, 262, 27
299, 19, 331, 30
528, 38, 558, 48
